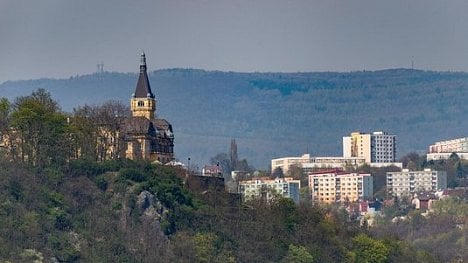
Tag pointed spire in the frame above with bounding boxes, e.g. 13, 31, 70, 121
134, 52, 154, 98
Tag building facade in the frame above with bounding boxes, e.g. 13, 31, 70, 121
308, 170, 373, 204
429, 137, 468, 153
427, 152, 468, 161
427, 137, 468, 161
123, 53, 174, 163
343, 131, 396, 164
271, 154, 366, 175
202, 165, 222, 177
386, 169, 447, 198
238, 177, 301, 203
271, 154, 313, 175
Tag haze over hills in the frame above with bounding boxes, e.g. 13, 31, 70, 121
1, 68, 467, 169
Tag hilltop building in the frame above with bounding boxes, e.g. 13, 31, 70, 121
386, 169, 447, 198
238, 177, 301, 203
122, 53, 174, 163
0, 53, 175, 164
308, 170, 373, 204
427, 137, 468, 161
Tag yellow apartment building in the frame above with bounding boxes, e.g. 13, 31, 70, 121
308, 170, 373, 204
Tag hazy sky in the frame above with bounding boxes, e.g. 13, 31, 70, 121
2, 0, 468, 83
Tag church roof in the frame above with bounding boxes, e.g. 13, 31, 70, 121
153, 118, 172, 131
134, 53, 155, 99
122, 117, 172, 137
154, 119, 173, 138
123, 117, 155, 135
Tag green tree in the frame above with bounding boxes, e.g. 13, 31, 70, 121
284, 244, 314, 263
456, 161, 465, 178
272, 167, 284, 178
351, 234, 390, 263
0, 97, 11, 158
193, 232, 217, 263
11, 89, 68, 168
0, 97, 10, 130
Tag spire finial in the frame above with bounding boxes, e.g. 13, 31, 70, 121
140, 51, 147, 72
140, 51, 146, 65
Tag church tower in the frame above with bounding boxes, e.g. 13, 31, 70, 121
131, 52, 156, 119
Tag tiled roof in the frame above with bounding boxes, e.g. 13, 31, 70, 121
123, 117, 154, 134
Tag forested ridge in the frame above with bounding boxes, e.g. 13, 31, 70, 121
1, 68, 468, 168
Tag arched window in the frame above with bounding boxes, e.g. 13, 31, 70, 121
138, 101, 144, 107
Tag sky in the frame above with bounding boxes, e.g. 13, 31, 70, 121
2, 0, 468, 83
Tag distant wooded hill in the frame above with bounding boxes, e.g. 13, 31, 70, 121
1, 68, 467, 168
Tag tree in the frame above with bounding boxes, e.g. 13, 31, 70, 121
400, 152, 424, 170
449, 152, 460, 162
210, 153, 231, 175
283, 244, 314, 263
0, 98, 11, 158
288, 164, 306, 183
193, 232, 217, 263
11, 89, 68, 168
70, 101, 129, 161
70, 105, 98, 160
352, 234, 390, 263
456, 161, 465, 178
0, 97, 10, 131
230, 139, 238, 171
272, 167, 284, 178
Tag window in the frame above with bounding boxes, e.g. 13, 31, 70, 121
138, 101, 144, 107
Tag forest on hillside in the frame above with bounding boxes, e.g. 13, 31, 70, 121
1, 68, 468, 168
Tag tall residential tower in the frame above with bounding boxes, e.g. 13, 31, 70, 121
343, 131, 396, 164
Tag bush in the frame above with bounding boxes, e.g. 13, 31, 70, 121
119, 168, 147, 182
94, 175, 108, 191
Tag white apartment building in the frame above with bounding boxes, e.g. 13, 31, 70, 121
386, 169, 447, 198
271, 154, 366, 175
427, 152, 468, 161
427, 137, 468, 161
429, 137, 468, 153
238, 177, 301, 203
301, 157, 366, 172
308, 170, 373, 204
271, 154, 312, 175
343, 131, 396, 164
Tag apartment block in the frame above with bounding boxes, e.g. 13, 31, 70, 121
271, 154, 312, 175
427, 152, 468, 161
308, 170, 373, 204
427, 137, 468, 161
429, 137, 468, 153
239, 177, 301, 203
343, 131, 396, 163
386, 169, 447, 198
271, 154, 366, 175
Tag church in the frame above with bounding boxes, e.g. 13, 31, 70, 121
122, 53, 174, 163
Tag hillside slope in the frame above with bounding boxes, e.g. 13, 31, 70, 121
1, 68, 467, 168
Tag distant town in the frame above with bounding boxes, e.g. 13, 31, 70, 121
202, 131, 466, 225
